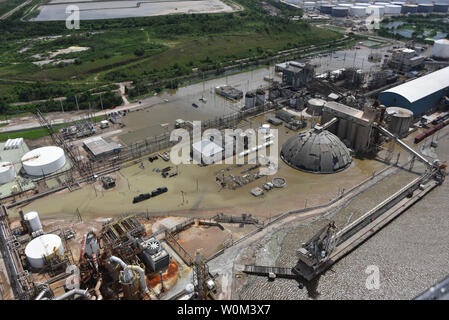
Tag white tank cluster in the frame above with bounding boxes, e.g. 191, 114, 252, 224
25, 234, 64, 269
21, 146, 66, 176
3, 138, 23, 150
0, 162, 16, 184
432, 39, 449, 60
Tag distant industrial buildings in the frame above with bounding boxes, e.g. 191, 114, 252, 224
379, 66, 449, 115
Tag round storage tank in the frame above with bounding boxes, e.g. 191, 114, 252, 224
350, 6, 367, 16
402, 4, 418, 13
332, 7, 349, 17
25, 234, 64, 269
24, 211, 42, 233
0, 162, 16, 184
320, 4, 335, 14
418, 3, 433, 13
307, 98, 326, 116
432, 39, 449, 59
303, 1, 316, 9
355, 2, 371, 7
256, 89, 265, 106
367, 5, 385, 17
434, 3, 449, 13
21, 146, 66, 176
244, 92, 256, 109
385, 4, 402, 14
386, 107, 413, 138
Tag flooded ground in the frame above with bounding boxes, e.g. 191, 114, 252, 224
14, 108, 402, 222
32, 0, 235, 21
235, 126, 449, 300
119, 66, 280, 144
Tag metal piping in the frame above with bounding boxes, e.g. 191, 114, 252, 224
55, 288, 91, 300
109, 256, 127, 269
109, 256, 149, 295
126, 265, 149, 295
94, 277, 103, 300
35, 286, 51, 300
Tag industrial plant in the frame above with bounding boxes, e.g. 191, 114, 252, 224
1, 0, 449, 304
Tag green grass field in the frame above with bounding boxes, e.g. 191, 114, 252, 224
0, 0, 343, 113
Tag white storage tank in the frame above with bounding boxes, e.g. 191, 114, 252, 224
303, 1, 316, 9
367, 5, 385, 16
21, 146, 66, 176
432, 39, 449, 60
307, 98, 326, 116
350, 6, 368, 16
25, 234, 65, 269
0, 162, 16, 184
355, 3, 372, 7
24, 211, 42, 233
386, 107, 413, 138
385, 4, 402, 14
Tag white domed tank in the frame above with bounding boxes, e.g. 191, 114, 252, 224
21, 146, 66, 176
25, 234, 64, 269
386, 107, 414, 138
432, 39, 449, 60
0, 162, 16, 184
307, 98, 326, 116
24, 211, 42, 233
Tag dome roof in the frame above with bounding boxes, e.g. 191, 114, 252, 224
280, 128, 352, 173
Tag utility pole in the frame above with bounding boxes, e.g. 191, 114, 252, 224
99, 92, 103, 110
75, 95, 80, 112
60, 99, 64, 113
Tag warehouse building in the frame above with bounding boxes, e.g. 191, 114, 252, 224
378, 66, 449, 115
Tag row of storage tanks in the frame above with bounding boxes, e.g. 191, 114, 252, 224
293, 1, 449, 16
0, 146, 67, 185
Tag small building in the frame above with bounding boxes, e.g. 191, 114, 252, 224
83, 136, 122, 158
281, 62, 315, 89
378, 66, 449, 115
192, 138, 224, 164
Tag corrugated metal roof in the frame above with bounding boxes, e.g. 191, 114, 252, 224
382, 66, 449, 103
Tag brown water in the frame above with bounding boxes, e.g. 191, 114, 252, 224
119, 66, 280, 145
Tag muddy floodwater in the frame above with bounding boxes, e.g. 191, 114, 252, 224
236, 128, 449, 300
33, 0, 235, 21
119, 66, 279, 145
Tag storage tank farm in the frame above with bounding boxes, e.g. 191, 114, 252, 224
350, 6, 368, 17
320, 4, 335, 14
417, 3, 434, 13
434, 3, 449, 13
432, 39, 449, 60
0, 162, 16, 185
385, 4, 402, 15
21, 146, 66, 176
402, 4, 418, 13
332, 6, 349, 17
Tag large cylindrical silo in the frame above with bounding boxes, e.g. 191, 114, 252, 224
21, 146, 66, 176
386, 107, 413, 138
432, 39, 449, 60
434, 3, 449, 13
24, 211, 43, 233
